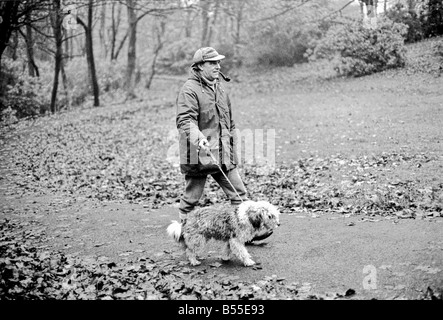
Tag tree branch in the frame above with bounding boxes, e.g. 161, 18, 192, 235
249, 0, 315, 22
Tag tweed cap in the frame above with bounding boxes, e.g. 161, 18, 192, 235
191, 47, 225, 67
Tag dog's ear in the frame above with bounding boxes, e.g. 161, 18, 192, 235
248, 210, 263, 229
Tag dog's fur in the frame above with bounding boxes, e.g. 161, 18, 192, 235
166, 200, 280, 266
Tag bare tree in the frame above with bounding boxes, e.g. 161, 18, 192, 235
24, 11, 39, 77
146, 17, 166, 89
200, 0, 212, 46
126, 0, 137, 99
233, 1, 246, 47
109, 1, 123, 60
49, 0, 63, 113
99, 0, 107, 58
1, 0, 53, 92
0, 1, 20, 72
77, 0, 100, 107
223, 0, 248, 64
121, 0, 178, 99
184, 7, 194, 37
205, 0, 220, 47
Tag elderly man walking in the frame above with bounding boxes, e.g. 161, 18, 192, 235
175, 47, 272, 242
176, 47, 244, 217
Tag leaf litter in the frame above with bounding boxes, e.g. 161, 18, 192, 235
2, 105, 441, 217
1, 218, 365, 300
1, 101, 442, 300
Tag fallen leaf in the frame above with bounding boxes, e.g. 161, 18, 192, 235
209, 262, 222, 268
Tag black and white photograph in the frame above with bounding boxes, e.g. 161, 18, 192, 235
0, 0, 442, 306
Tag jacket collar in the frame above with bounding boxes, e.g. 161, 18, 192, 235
189, 68, 218, 86
189, 68, 219, 92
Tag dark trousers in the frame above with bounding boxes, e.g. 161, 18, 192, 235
179, 168, 248, 218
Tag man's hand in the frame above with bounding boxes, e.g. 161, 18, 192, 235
198, 138, 210, 155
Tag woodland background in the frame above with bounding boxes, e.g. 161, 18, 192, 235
0, 0, 443, 301
0, 0, 442, 120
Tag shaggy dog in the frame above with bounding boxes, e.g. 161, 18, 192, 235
167, 200, 280, 267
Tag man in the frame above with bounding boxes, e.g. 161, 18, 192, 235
175, 47, 272, 242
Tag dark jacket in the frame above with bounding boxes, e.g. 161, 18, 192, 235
176, 68, 238, 176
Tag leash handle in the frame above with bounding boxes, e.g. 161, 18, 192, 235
206, 150, 244, 203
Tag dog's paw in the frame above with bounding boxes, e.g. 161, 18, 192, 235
244, 259, 255, 267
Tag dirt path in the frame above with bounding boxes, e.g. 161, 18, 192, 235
1, 48, 442, 299
2, 192, 441, 300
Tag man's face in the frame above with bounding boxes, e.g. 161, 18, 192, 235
198, 61, 221, 81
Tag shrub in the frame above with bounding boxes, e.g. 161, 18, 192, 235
421, 0, 443, 38
95, 59, 126, 92
386, 2, 425, 43
212, 42, 237, 73
1, 107, 18, 125
308, 17, 408, 77
243, 2, 329, 68
63, 57, 90, 106
64, 57, 126, 105
0, 58, 48, 120
157, 38, 199, 75
433, 39, 443, 58
245, 18, 323, 68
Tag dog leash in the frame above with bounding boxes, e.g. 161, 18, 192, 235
206, 150, 244, 204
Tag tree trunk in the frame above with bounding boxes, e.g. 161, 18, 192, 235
25, 11, 38, 77
0, 0, 20, 74
200, 0, 211, 47
110, 1, 123, 60
50, 0, 63, 114
77, 0, 100, 107
185, 9, 193, 38
87, 0, 100, 107
233, 1, 244, 68
114, 30, 129, 60
60, 54, 70, 109
126, 0, 137, 100
360, 1, 364, 20
205, 0, 220, 47
11, 31, 18, 61
235, 4, 243, 44
65, 27, 73, 60
146, 19, 165, 89
60, 27, 69, 108
99, 0, 107, 58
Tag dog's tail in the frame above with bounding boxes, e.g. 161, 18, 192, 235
167, 220, 183, 242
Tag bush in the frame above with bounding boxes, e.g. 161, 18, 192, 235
95, 59, 126, 93
211, 42, 237, 73
386, 3, 425, 43
308, 17, 408, 77
243, 2, 330, 68
433, 39, 443, 58
245, 18, 323, 68
0, 58, 48, 120
157, 38, 199, 75
421, 0, 443, 38
64, 57, 126, 105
